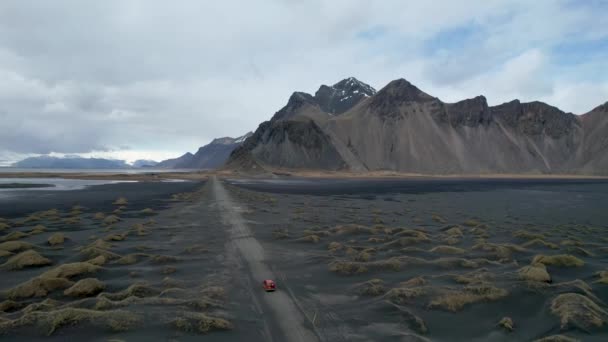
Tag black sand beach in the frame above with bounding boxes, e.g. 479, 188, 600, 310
1, 177, 607, 341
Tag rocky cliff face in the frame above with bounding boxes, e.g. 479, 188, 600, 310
226, 77, 607, 175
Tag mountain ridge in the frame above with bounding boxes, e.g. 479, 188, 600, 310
226, 77, 608, 175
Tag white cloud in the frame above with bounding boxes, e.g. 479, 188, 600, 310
0, 0, 606, 164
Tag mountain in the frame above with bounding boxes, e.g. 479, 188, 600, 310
156, 152, 195, 169
132, 159, 159, 168
13, 156, 129, 169
226, 77, 608, 175
157, 132, 252, 169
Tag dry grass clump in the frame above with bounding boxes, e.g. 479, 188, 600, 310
328, 242, 343, 253
446, 227, 463, 237
104, 232, 128, 242
522, 238, 559, 249
93, 212, 106, 220
103, 215, 120, 225
429, 284, 508, 312
29, 225, 46, 235
171, 312, 232, 334
0, 231, 29, 242
401, 277, 427, 287
116, 253, 149, 265
513, 230, 545, 240
560, 239, 584, 247
6, 277, 74, 299
566, 247, 595, 257
150, 255, 180, 264
463, 219, 481, 227
0, 241, 33, 253
472, 242, 526, 260
113, 197, 128, 205
272, 228, 289, 239
453, 270, 494, 285
594, 271, 608, 284
294, 235, 320, 243
1, 250, 52, 270
61, 217, 80, 225
518, 263, 551, 282
532, 254, 584, 268
353, 250, 373, 262
385, 286, 428, 304
432, 214, 447, 223
47, 233, 65, 246
383, 233, 431, 248
86, 256, 107, 266
0, 222, 11, 231
355, 279, 386, 296
329, 261, 368, 275
78, 239, 120, 260
131, 223, 148, 236
303, 229, 331, 237
0, 308, 141, 336
367, 237, 386, 243
40, 261, 100, 279
98, 283, 160, 301
333, 224, 375, 235
140, 208, 155, 215
64, 278, 105, 297
183, 244, 208, 254
0, 300, 22, 312
550, 293, 608, 331
429, 245, 466, 255
498, 317, 514, 331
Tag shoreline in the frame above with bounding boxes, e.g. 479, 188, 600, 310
1, 169, 608, 181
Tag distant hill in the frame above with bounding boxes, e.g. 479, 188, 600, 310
225, 77, 608, 175
132, 159, 159, 168
157, 132, 252, 169
13, 156, 129, 169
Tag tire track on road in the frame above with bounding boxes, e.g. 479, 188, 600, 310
211, 176, 319, 342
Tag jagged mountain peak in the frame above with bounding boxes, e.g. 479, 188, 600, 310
314, 77, 376, 115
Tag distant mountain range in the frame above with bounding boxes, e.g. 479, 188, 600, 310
225, 77, 608, 175
13, 156, 131, 169
156, 132, 252, 169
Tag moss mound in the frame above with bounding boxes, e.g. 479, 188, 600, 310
355, 279, 386, 296
329, 261, 368, 275
533, 335, 580, 342
429, 284, 508, 312
0, 223, 10, 231
116, 253, 148, 265
48, 233, 65, 246
513, 230, 545, 240
386, 287, 428, 304
532, 254, 584, 268
99, 283, 160, 301
171, 312, 232, 334
103, 215, 120, 225
64, 278, 105, 297
1, 250, 52, 270
518, 263, 551, 282
0, 308, 140, 336
86, 255, 107, 266
6, 277, 74, 299
0, 241, 33, 253
140, 208, 155, 215
29, 225, 46, 235
113, 197, 128, 205
498, 316, 514, 331
93, 212, 106, 220
522, 239, 559, 249
550, 293, 608, 331
472, 242, 526, 259
0, 231, 29, 242
429, 245, 466, 255
40, 262, 100, 279
0, 300, 22, 312
294, 235, 320, 243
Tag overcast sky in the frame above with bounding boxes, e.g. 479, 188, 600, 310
1, 1, 607, 165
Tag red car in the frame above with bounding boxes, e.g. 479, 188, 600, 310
263, 279, 276, 292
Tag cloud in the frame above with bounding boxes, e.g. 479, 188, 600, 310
0, 0, 606, 163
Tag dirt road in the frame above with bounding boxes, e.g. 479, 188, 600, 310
211, 176, 319, 342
